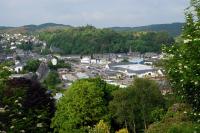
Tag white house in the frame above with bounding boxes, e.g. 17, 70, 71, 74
11, 42, 15, 46
15, 60, 20, 65
81, 57, 91, 64
10, 46, 17, 50
14, 64, 24, 73
51, 58, 58, 66
91, 59, 101, 64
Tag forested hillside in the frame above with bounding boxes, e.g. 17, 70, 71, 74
0, 23, 71, 34
111, 23, 184, 37
39, 26, 174, 55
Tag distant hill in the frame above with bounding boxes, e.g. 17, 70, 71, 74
0, 23, 72, 34
0, 26, 13, 30
23, 23, 72, 32
111, 23, 184, 37
0, 22, 184, 36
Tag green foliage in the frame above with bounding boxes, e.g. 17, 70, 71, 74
1, 60, 14, 67
109, 78, 165, 132
109, 87, 135, 132
167, 123, 200, 133
150, 108, 166, 122
43, 71, 61, 90
0, 66, 11, 80
115, 128, 129, 133
146, 103, 200, 133
0, 78, 55, 132
51, 78, 118, 133
17, 43, 33, 51
39, 26, 174, 54
163, 0, 200, 114
111, 23, 184, 37
89, 120, 110, 133
0, 61, 13, 81
24, 59, 40, 72
163, 93, 181, 109
48, 60, 71, 70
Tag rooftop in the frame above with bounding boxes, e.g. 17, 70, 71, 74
113, 64, 154, 71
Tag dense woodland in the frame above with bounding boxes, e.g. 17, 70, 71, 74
39, 26, 174, 54
111, 23, 184, 37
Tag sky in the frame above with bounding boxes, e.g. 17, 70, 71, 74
0, 0, 190, 28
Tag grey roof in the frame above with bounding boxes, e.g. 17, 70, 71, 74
109, 63, 156, 75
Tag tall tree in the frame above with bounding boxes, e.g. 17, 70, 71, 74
51, 78, 118, 133
163, 0, 200, 115
43, 71, 61, 90
89, 120, 110, 133
109, 78, 164, 132
24, 59, 40, 72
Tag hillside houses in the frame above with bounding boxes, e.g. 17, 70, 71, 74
0, 32, 169, 96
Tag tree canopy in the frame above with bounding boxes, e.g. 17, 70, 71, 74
24, 59, 40, 72
39, 26, 174, 55
163, 0, 200, 114
43, 71, 61, 90
109, 78, 165, 133
146, 103, 200, 133
48, 60, 71, 71
51, 78, 118, 133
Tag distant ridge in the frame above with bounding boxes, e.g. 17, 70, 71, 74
0, 26, 13, 30
0, 22, 184, 36
111, 22, 184, 36
23, 23, 72, 31
0, 23, 72, 33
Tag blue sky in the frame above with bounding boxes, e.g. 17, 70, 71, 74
0, 0, 189, 27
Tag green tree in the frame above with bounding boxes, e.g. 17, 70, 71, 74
163, 0, 200, 115
146, 104, 200, 133
0, 65, 11, 80
17, 43, 33, 51
0, 63, 12, 99
24, 59, 40, 72
44, 71, 61, 90
51, 78, 118, 133
109, 78, 165, 132
116, 128, 129, 133
48, 60, 71, 70
90, 120, 110, 133
132, 78, 165, 130
109, 87, 136, 133
39, 26, 174, 54
150, 108, 166, 122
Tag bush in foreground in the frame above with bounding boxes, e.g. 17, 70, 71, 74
0, 78, 55, 132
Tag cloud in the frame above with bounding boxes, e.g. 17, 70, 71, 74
0, 0, 190, 27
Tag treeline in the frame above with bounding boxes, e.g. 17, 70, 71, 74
1, 77, 199, 133
51, 78, 166, 133
39, 26, 174, 54
0, 76, 168, 133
